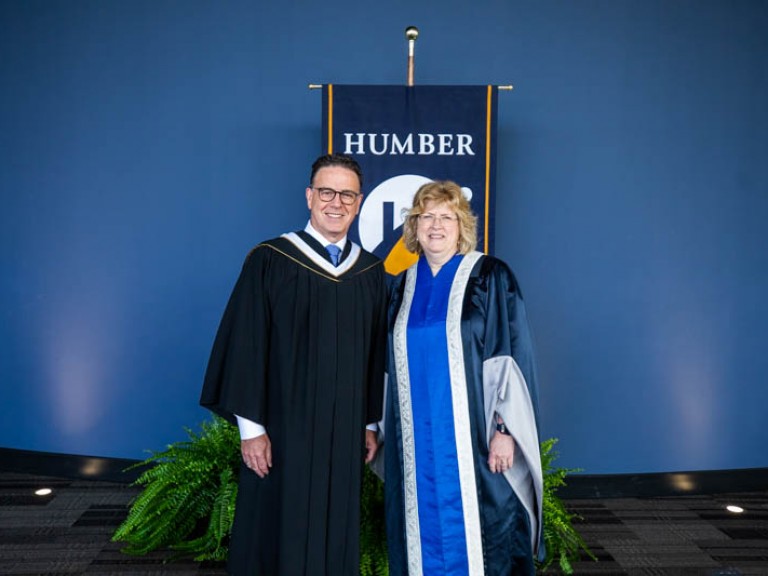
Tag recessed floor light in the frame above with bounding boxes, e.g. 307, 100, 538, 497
34, 488, 52, 496
726, 505, 744, 514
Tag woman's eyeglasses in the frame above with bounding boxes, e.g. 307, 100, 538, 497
417, 213, 458, 225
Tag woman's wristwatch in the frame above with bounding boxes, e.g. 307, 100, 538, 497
495, 421, 511, 435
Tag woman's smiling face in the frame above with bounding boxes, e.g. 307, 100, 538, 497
416, 200, 460, 263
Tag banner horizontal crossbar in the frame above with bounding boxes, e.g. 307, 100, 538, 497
308, 84, 513, 90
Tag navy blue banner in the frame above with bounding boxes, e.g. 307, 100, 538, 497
322, 85, 498, 274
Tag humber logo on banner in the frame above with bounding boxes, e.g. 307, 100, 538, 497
322, 85, 498, 275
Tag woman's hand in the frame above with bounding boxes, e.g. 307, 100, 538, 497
488, 431, 515, 473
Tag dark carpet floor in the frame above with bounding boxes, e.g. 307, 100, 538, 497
1, 471, 767, 575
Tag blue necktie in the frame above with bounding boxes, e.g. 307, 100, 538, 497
326, 244, 341, 266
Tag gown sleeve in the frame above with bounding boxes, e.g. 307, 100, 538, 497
200, 246, 271, 427
486, 258, 541, 422
481, 257, 545, 558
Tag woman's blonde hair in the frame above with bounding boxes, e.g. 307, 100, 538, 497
402, 180, 478, 255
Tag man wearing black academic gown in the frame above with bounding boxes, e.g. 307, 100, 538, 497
200, 154, 387, 576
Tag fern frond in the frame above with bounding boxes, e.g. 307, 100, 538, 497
536, 438, 596, 574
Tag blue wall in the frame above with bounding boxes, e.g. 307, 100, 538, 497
1, 0, 767, 474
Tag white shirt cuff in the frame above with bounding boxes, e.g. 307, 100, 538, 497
235, 415, 266, 440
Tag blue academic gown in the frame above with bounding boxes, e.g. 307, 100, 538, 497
385, 252, 544, 576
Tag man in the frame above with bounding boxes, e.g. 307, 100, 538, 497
200, 153, 386, 576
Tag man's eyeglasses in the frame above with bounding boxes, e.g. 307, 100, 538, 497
312, 187, 361, 205
417, 213, 459, 225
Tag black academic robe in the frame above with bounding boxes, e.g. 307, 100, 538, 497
200, 231, 387, 576
384, 252, 544, 576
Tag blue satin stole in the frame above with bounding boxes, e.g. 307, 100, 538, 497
407, 254, 469, 575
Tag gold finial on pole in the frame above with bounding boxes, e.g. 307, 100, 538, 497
405, 26, 419, 86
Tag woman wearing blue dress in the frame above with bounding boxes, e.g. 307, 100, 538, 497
385, 180, 544, 576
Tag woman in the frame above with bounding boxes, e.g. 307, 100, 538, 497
384, 181, 544, 576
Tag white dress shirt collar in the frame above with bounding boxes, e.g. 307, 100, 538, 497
304, 221, 347, 252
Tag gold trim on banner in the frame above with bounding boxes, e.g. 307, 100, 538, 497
327, 84, 334, 154
485, 84, 492, 254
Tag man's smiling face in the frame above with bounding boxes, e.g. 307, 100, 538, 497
305, 166, 362, 244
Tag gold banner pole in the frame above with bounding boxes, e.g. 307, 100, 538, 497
406, 26, 419, 86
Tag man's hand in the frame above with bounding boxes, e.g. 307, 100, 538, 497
241, 434, 272, 478
488, 432, 515, 474
364, 429, 379, 464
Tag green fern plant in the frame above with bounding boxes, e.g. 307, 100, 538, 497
112, 416, 240, 561
536, 437, 596, 574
